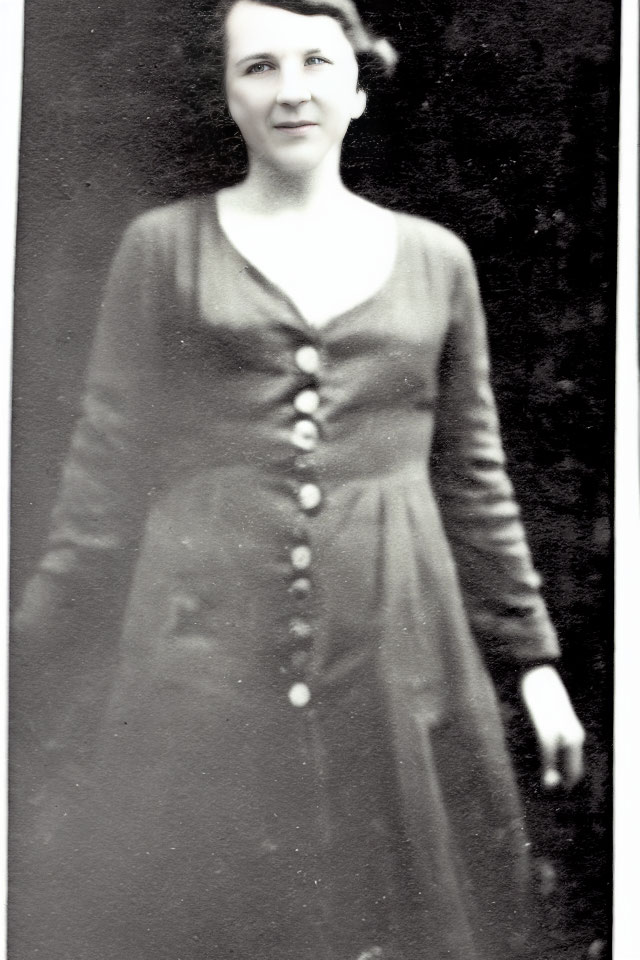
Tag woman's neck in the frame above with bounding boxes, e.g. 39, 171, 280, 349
229, 154, 352, 217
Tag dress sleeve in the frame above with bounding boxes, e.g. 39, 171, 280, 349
430, 241, 560, 667
13, 217, 163, 696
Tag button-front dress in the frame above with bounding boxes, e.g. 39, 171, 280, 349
12, 194, 560, 960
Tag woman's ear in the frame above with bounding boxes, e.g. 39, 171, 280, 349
352, 86, 367, 120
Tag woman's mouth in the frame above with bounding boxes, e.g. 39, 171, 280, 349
273, 122, 318, 136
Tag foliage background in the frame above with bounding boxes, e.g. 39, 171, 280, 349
13, 0, 618, 955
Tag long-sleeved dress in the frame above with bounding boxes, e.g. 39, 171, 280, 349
10, 193, 560, 960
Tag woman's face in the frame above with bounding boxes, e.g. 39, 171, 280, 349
224, 0, 366, 174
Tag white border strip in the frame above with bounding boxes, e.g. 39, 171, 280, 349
0, 0, 24, 953
614, 0, 639, 955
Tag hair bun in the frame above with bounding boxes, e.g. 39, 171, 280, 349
369, 37, 399, 74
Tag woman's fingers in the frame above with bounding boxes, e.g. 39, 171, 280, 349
538, 733, 563, 790
562, 738, 585, 789
542, 766, 562, 790
540, 736, 585, 791
557, 705, 586, 788
520, 664, 586, 790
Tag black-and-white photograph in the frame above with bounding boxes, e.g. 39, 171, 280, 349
8, 1, 620, 958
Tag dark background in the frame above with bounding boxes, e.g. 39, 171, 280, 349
12, 0, 618, 955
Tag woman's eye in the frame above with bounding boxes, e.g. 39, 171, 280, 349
246, 62, 272, 75
306, 56, 330, 66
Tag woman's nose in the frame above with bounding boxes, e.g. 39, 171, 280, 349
276, 67, 311, 106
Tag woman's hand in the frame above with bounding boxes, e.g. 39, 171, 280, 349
520, 664, 586, 790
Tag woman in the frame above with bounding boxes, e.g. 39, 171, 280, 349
12, 1, 585, 958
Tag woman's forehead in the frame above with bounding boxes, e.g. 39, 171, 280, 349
225, 1, 355, 58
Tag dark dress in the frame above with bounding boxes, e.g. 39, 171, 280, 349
11, 194, 560, 960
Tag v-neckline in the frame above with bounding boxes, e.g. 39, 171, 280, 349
210, 193, 404, 335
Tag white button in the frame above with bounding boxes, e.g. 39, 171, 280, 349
289, 618, 312, 640
298, 483, 322, 511
291, 419, 319, 451
291, 545, 312, 570
288, 682, 311, 708
294, 389, 320, 415
289, 577, 312, 599
295, 345, 320, 375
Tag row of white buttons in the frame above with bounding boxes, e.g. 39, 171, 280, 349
288, 345, 321, 709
